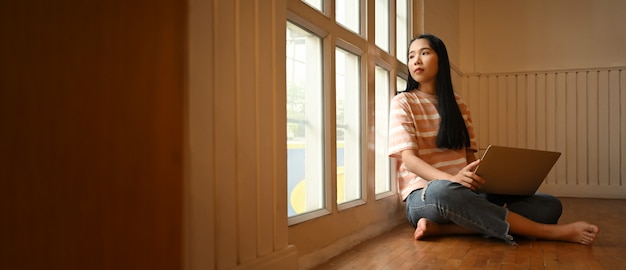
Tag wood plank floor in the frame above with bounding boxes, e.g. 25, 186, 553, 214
311, 197, 626, 269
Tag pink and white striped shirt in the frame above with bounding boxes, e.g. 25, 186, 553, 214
388, 90, 478, 201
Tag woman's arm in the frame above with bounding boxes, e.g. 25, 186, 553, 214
401, 148, 484, 190
401, 149, 454, 181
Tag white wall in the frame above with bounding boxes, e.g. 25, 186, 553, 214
464, 0, 626, 73
423, 0, 626, 198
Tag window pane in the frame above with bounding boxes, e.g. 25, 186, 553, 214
302, 0, 322, 11
396, 0, 408, 64
286, 22, 325, 217
375, 0, 389, 52
375, 66, 391, 194
336, 48, 361, 204
397, 76, 407, 93
335, 0, 360, 34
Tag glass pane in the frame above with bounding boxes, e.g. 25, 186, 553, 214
336, 48, 361, 204
302, 0, 322, 11
375, 0, 389, 52
335, 0, 360, 34
396, 0, 408, 64
375, 66, 391, 194
286, 22, 325, 217
397, 76, 407, 93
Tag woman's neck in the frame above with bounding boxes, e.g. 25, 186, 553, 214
418, 82, 436, 95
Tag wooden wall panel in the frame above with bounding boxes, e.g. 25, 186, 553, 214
196, 0, 297, 269
213, 0, 239, 268
608, 71, 622, 186
187, 0, 216, 268
597, 71, 611, 188
587, 71, 599, 186
0, 0, 186, 269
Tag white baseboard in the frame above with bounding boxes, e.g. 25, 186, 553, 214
538, 184, 626, 199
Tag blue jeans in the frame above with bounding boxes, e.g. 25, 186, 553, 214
405, 180, 563, 244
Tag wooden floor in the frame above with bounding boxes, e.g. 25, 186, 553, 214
311, 197, 626, 269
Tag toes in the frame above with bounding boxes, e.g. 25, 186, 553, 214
580, 234, 596, 245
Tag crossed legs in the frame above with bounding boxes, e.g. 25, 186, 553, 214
407, 180, 599, 245
413, 211, 599, 245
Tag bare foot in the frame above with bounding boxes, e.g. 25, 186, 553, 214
508, 211, 600, 245
557, 221, 600, 245
414, 218, 436, 240
413, 218, 476, 240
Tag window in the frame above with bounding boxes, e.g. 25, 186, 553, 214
286, 22, 325, 218
397, 76, 407, 93
302, 0, 322, 11
375, 0, 389, 52
375, 66, 391, 194
287, 0, 411, 225
335, 0, 360, 34
335, 48, 362, 205
396, 0, 409, 64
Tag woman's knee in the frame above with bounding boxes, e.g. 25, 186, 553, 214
535, 194, 563, 223
423, 180, 471, 203
508, 193, 563, 224
423, 180, 453, 197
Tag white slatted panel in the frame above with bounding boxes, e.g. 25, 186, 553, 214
461, 68, 626, 198
194, 0, 298, 268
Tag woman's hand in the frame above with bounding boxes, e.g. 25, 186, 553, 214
449, 159, 485, 191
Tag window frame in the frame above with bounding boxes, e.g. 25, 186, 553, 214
334, 40, 367, 210
285, 18, 332, 225
287, 0, 411, 226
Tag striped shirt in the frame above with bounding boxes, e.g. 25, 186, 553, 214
388, 90, 478, 201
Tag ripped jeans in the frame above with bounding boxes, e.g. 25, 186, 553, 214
405, 180, 563, 244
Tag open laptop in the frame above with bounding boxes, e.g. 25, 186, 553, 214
474, 145, 561, 195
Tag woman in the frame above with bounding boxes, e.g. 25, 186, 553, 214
388, 34, 599, 245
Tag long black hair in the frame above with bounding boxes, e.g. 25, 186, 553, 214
403, 34, 470, 150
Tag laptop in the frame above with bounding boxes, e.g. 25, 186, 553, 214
474, 145, 561, 195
